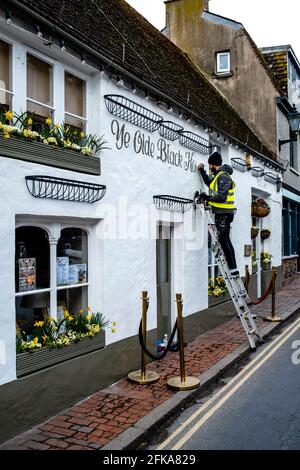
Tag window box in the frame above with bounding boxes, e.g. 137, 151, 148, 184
209, 291, 231, 306
0, 134, 100, 175
262, 260, 271, 271
16, 330, 105, 377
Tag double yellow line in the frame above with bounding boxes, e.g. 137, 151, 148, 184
157, 316, 300, 450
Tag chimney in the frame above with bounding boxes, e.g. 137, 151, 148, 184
165, 0, 209, 49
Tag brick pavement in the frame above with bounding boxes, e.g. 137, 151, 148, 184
1, 278, 300, 450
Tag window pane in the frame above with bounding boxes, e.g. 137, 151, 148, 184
58, 286, 88, 317
0, 39, 11, 93
57, 228, 88, 286
64, 114, 86, 132
218, 53, 229, 71
16, 292, 50, 335
27, 54, 53, 106
65, 72, 85, 118
15, 227, 50, 292
27, 101, 53, 119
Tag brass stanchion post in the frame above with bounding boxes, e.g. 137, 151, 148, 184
167, 294, 200, 391
128, 291, 160, 384
263, 267, 282, 322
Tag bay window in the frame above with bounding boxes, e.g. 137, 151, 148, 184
27, 53, 54, 120
0, 39, 12, 109
15, 225, 89, 331
65, 71, 86, 131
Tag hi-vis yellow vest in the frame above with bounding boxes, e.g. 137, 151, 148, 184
209, 171, 235, 210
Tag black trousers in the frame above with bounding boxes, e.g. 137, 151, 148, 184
214, 213, 237, 270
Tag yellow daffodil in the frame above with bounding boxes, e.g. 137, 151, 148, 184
4, 133, 10, 139
27, 117, 33, 126
4, 110, 13, 121
111, 328, 116, 333
54, 123, 61, 129
42, 335, 48, 342
68, 315, 74, 321
49, 316, 55, 322
80, 131, 85, 138
79, 309, 84, 314
33, 337, 39, 344
63, 310, 70, 318
34, 321, 44, 327
45, 117, 52, 126
86, 316, 91, 321
87, 306, 91, 312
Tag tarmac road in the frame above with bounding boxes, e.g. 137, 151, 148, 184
149, 317, 300, 450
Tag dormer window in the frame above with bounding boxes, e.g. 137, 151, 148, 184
216, 51, 230, 74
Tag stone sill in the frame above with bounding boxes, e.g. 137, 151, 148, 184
213, 71, 234, 79
282, 255, 299, 260
0, 134, 101, 175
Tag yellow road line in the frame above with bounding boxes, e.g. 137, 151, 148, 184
157, 316, 300, 450
172, 318, 300, 450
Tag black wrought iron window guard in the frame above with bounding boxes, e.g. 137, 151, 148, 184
158, 121, 184, 141
104, 94, 163, 132
231, 158, 248, 172
179, 131, 214, 156
153, 195, 193, 213
251, 166, 264, 177
263, 172, 277, 185
25, 176, 106, 203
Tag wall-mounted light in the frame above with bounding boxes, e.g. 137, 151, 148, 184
81, 53, 86, 65
276, 177, 282, 192
5, 9, 12, 24
279, 104, 300, 150
59, 39, 65, 52
35, 25, 42, 38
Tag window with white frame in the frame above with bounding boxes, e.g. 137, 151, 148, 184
0, 38, 12, 110
208, 232, 221, 284
216, 51, 230, 74
27, 53, 54, 120
65, 71, 86, 131
15, 225, 89, 333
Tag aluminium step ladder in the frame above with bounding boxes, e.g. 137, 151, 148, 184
194, 193, 263, 349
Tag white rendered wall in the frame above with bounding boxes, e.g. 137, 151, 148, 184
0, 70, 282, 385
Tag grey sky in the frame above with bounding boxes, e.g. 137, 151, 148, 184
125, 0, 300, 60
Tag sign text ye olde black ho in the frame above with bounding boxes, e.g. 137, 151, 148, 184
111, 119, 197, 173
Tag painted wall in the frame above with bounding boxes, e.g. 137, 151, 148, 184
0, 66, 282, 387
165, 6, 279, 155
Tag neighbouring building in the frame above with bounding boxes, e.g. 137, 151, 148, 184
0, 0, 284, 443
261, 45, 300, 280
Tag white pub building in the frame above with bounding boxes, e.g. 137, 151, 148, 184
0, 0, 284, 441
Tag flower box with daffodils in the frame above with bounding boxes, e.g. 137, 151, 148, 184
16, 308, 116, 377
0, 111, 108, 175
208, 277, 229, 305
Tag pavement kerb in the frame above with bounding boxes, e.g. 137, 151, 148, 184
102, 306, 300, 451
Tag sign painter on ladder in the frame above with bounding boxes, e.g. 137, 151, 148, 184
198, 151, 239, 278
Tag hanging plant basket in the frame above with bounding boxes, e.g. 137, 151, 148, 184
260, 229, 271, 240
251, 202, 270, 218
251, 226, 259, 239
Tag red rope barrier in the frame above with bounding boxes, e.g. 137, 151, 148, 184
249, 276, 273, 305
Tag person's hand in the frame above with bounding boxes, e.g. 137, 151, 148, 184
199, 192, 210, 201
198, 163, 205, 172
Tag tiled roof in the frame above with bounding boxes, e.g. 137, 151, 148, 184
261, 50, 288, 96
14, 0, 279, 161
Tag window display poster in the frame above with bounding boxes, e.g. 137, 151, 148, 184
57, 257, 69, 286
19, 258, 36, 292
69, 264, 87, 284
